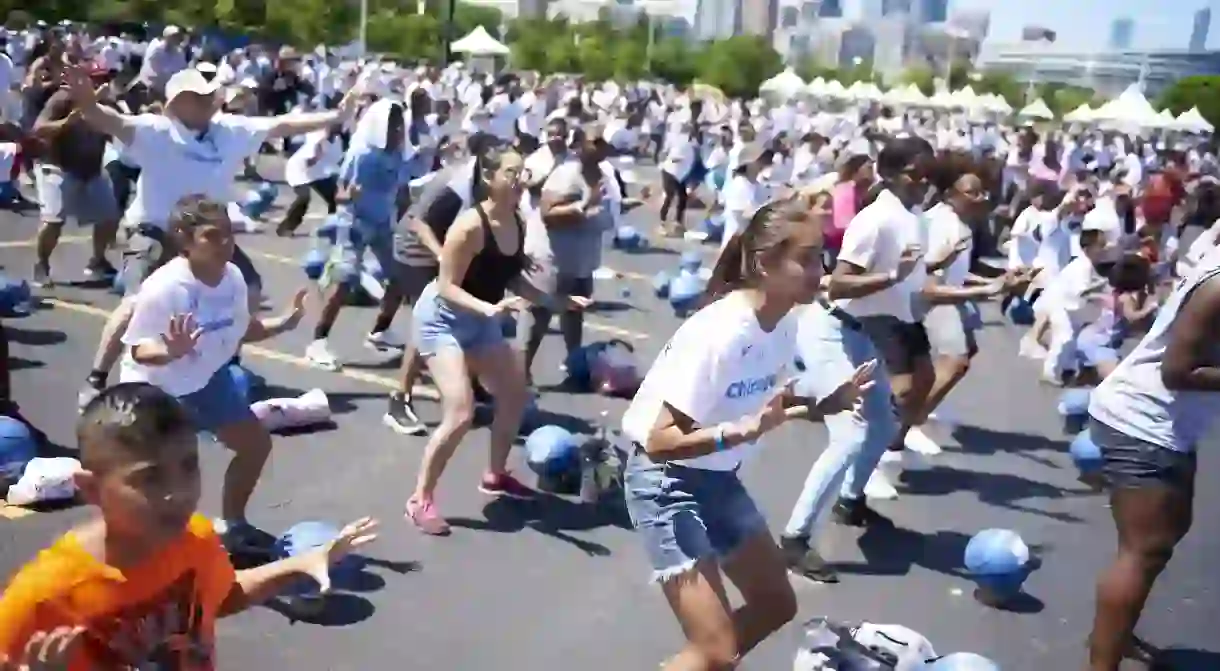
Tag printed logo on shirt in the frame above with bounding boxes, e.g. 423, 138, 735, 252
724, 374, 777, 400
80, 570, 216, 670
196, 317, 234, 334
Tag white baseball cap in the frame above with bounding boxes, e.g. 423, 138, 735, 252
165, 68, 220, 104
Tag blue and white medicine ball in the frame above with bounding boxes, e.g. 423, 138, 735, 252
612, 225, 644, 251
315, 214, 345, 245
525, 425, 581, 476
668, 272, 705, 315
0, 417, 37, 485
1069, 429, 1103, 475
963, 528, 1031, 599
1006, 298, 1035, 326
678, 250, 702, 274
302, 248, 328, 280
0, 276, 33, 317
926, 652, 1002, 670
1057, 388, 1091, 416
652, 271, 673, 299
275, 520, 362, 594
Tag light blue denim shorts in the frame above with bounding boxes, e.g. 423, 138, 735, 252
411, 281, 506, 357
624, 447, 769, 582
178, 366, 255, 433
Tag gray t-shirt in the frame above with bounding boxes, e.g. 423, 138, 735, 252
541, 161, 613, 279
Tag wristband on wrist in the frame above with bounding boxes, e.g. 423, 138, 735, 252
713, 424, 728, 452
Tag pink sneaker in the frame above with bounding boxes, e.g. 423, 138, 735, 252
478, 472, 534, 499
406, 497, 450, 536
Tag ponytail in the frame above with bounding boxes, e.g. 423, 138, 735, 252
703, 232, 748, 304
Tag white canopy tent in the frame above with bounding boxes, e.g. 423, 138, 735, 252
1176, 107, 1215, 133
760, 68, 806, 102
451, 26, 510, 56
1018, 98, 1054, 120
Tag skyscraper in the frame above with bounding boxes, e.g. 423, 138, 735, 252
694, 0, 739, 40
819, 0, 843, 17
917, 0, 947, 23
881, 0, 911, 16
1190, 8, 1211, 51
1108, 17, 1134, 50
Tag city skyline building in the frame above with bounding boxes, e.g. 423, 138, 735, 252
1191, 8, 1211, 51
1108, 17, 1134, 50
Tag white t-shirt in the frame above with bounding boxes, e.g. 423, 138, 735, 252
124, 114, 274, 229
722, 174, 761, 240
835, 190, 927, 323
923, 203, 971, 287
119, 258, 251, 397
620, 292, 799, 471
284, 130, 343, 187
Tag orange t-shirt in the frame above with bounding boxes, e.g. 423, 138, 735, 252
0, 514, 236, 670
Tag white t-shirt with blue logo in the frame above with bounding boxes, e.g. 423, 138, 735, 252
119, 258, 250, 398
621, 291, 799, 471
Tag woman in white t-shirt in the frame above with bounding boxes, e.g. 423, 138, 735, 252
621, 197, 872, 669
120, 196, 307, 553
718, 144, 768, 249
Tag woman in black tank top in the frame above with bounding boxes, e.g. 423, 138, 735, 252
404, 146, 592, 536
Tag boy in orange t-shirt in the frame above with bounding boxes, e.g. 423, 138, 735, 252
0, 383, 378, 669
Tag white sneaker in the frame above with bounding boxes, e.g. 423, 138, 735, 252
1019, 334, 1048, 360
864, 469, 900, 500
366, 330, 406, 352
305, 339, 341, 371
904, 425, 943, 456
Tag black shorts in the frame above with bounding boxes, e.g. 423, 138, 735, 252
392, 263, 438, 304
857, 315, 931, 376
1088, 417, 1196, 491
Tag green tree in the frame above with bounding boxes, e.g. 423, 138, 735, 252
1158, 76, 1220, 129
697, 36, 781, 99
649, 37, 699, 87
899, 65, 936, 96
973, 71, 1023, 108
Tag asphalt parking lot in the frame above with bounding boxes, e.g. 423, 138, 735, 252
1, 165, 1218, 670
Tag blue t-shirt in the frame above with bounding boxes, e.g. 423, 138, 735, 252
341, 147, 408, 230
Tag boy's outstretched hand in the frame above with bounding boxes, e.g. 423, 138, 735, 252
1, 626, 84, 671
302, 518, 380, 594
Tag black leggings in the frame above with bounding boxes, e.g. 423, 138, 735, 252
659, 171, 687, 224
278, 176, 339, 235
106, 161, 141, 211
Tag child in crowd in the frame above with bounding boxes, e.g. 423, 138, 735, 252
0, 383, 378, 669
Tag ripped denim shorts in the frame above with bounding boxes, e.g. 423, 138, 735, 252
624, 446, 769, 582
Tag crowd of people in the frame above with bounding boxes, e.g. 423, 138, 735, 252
0, 19, 1217, 671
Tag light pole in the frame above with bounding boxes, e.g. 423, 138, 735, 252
359, 0, 368, 56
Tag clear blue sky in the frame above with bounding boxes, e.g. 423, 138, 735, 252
949, 0, 1218, 50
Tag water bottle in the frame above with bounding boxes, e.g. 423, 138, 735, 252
579, 411, 611, 504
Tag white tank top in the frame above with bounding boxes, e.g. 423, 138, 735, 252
1089, 247, 1220, 453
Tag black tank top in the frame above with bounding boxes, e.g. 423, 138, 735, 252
461, 204, 526, 304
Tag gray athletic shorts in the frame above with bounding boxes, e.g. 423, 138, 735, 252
924, 302, 982, 357
36, 165, 120, 224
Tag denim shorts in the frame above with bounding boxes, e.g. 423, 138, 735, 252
1088, 417, 1196, 491
411, 282, 506, 357
624, 447, 769, 582
178, 366, 256, 433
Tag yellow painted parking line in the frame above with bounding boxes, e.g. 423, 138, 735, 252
0, 235, 91, 250
43, 296, 425, 397
0, 503, 36, 520
242, 248, 651, 340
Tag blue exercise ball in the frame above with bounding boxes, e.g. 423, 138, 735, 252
1057, 388, 1092, 416
1070, 429, 1103, 476
669, 272, 705, 316
652, 271, 673, 299
275, 520, 362, 596
613, 225, 643, 251
678, 250, 702, 273
1006, 299, 1035, 326
228, 365, 253, 403
926, 652, 1002, 670
525, 425, 581, 476
315, 215, 345, 245
964, 528, 1032, 602
302, 248, 328, 281
0, 417, 37, 485
0, 277, 32, 318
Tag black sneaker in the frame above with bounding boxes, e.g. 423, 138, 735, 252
780, 536, 840, 583
383, 392, 427, 435
32, 262, 52, 288
832, 497, 892, 528
84, 259, 118, 280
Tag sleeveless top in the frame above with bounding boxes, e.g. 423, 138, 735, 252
460, 203, 526, 304
1089, 247, 1220, 453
